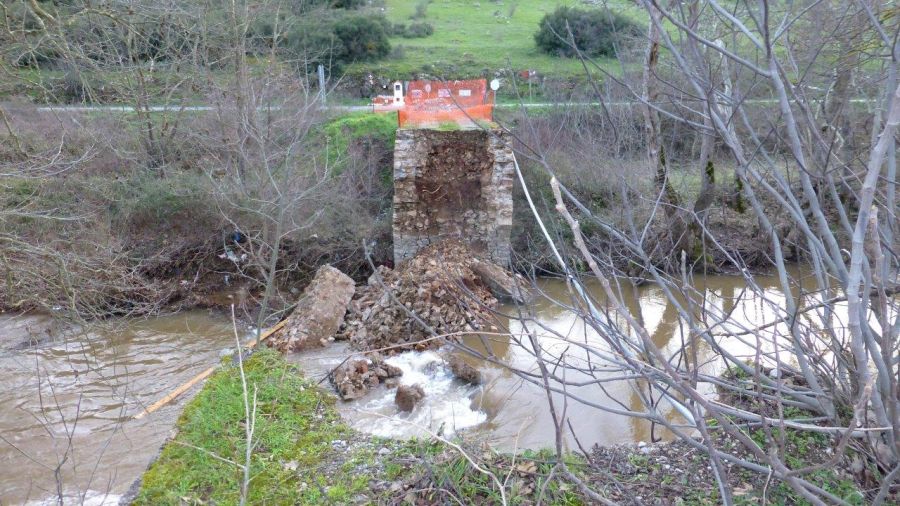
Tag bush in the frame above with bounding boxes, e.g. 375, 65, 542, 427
333, 15, 391, 63
406, 22, 434, 38
331, 0, 366, 8
289, 0, 366, 11
281, 12, 393, 73
389, 21, 434, 38
285, 19, 345, 65
412, 0, 430, 20
8, 42, 62, 68
534, 6, 641, 58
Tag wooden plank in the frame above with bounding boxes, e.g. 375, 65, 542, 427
131, 319, 289, 419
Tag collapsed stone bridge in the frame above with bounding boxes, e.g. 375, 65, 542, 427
392, 128, 515, 265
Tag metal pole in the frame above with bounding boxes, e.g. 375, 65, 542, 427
318, 64, 326, 106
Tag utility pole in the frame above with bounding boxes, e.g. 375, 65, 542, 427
317, 64, 326, 106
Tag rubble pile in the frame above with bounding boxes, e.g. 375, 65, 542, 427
269, 240, 526, 404
338, 240, 522, 355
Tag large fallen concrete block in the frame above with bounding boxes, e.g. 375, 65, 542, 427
470, 259, 530, 304
269, 265, 355, 352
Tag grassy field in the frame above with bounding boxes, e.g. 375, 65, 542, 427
348, 0, 644, 80
0, 1, 647, 104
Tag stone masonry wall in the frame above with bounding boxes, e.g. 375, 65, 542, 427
393, 128, 514, 265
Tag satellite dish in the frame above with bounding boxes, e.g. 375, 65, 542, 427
490, 79, 501, 91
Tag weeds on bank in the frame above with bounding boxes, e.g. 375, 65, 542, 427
321, 112, 397, 175
383, 440, 587, 505
135, 349, 364, 504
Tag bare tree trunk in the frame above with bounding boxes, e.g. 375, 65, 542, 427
641, 3, 678, 208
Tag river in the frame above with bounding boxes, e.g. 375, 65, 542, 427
0, 271, 820, 504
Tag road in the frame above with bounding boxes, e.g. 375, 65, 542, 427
33, 102, 607, 113
33, 98, 876, 114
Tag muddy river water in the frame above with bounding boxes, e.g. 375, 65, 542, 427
0, 272, 821, 504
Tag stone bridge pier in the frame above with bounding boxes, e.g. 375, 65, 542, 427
392, 128, 515, 265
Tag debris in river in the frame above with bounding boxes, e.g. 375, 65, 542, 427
331, 353, 403, 401
446, 355, 482, 385
395, 384, 425, 412
338, 240, 519, 355
269, 265, 355, 352
470, 260, 530, 304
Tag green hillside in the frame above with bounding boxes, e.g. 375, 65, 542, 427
348, 0, 644, 79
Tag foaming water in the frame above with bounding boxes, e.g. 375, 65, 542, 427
342, 351, 487, 438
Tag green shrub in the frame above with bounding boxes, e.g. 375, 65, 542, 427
411, 0, 430, 20
284, 18, 345, 68
284, 13, 391, 72
534, 6, 641, 58
391, 21, 434, 38
282, 0, 366, 13
331, 0, 367, 8
333, 15, 391, 63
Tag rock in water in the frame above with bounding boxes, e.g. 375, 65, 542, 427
447, 355, 482, 385
332, 358, 372, 400
331, 354, 403, 401
269, 265, 355, 352
395, 384, 425, 412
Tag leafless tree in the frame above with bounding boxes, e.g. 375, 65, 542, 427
485, 0, 900, 503
389, 6, 897, 501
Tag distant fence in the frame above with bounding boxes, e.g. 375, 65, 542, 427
397, 79, 494, 128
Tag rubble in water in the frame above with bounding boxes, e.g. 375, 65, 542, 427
338, 240, 521, 355
269, 265, 355, 352
331, 352, 403, 401
394, 384, 425, 412
446, 355, 482, 385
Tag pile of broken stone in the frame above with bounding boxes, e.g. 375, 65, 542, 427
267, 239, 526, 412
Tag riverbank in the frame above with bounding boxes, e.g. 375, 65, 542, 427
0, 103, 811, 320
130, 349, 869, 505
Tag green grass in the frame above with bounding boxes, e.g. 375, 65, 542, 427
320, 111, 398, 172
348, 0, 645, 83
134, 349, 366, 505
